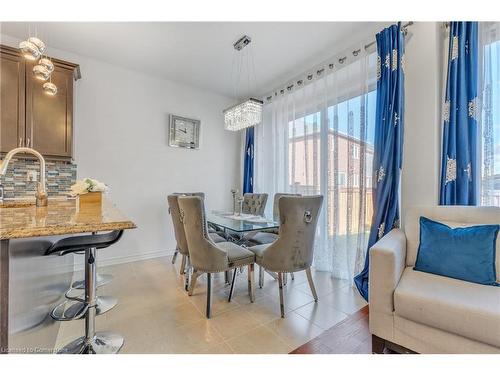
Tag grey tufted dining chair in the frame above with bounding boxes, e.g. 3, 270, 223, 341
242, 193, 268, 216
249, 195, 323, 318
177, 192, 227, 244
178, 196, 256, 318
248, 193, 302, 246
168, 193, 226, 292
245, 193, 301, 288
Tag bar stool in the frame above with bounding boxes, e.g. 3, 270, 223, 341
49, 252, 117, 321
45, 230, 124, 354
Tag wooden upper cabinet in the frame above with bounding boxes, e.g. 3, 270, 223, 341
25, 60, 74, 158
0, 47, 25, 152
0, 44, 79, 160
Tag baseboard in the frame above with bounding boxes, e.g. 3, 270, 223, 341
73, 249, 176, 271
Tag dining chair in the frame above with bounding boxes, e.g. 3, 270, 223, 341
179, 192, 227, 244
248, 195, 323, 318
247, 193, 302, 246
169, 192, 225, 263
242, 193, 268, 216
168, 193, 226, 292
245, 193, 301, 288
178, 195, 256, 318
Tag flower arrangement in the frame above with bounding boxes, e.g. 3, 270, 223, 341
70, 178, 108, 197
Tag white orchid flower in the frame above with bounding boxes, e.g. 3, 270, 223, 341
70, 178, 108, 196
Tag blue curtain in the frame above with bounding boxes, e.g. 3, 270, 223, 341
354, 23, 405, 301
439, 22, 478, 205
243, 126, 254, 194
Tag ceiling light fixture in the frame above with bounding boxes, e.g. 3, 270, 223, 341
19, 29, 57, 96
28, 37, 45, 54
19, 40, 41, 60
33, 64, 50, 81
223, 35, 262, 131
39, 57, 54, 74
43, 80, 57, 96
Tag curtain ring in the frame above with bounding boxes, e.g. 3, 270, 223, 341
339, 57, 346, 64
304, 210, 312, 223
329, 63, 334, 69
352, 49, 361, 56
307, 74, 313, 80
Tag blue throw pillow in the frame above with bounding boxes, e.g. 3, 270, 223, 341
414, 216, 499, 286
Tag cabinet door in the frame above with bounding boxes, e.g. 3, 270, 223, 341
0, 47, 25, 153
25, 61, 73, 158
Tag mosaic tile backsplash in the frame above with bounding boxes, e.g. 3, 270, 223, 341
0, 157, 77, 199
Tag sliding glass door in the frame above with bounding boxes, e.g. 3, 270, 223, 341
479, 22, 500, 207
255, 52, 377, 280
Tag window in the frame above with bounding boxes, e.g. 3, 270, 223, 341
479, 23, 500, 207
352, 145, 360, 159
338, 172, 347, 187
366, 176, 373, 189
353, 174, 360, 188
256, 51, 378, 279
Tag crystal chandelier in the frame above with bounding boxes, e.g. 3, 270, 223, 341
19, 32, 58, 96
223, 35, 262, 131
19, 37, 45, 60
43, 81, 57, 96
224, 98, 263, 131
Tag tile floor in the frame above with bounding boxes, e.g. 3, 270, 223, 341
55, 256, 367, 354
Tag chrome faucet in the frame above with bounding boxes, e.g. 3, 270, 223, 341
0, 147, 48, 207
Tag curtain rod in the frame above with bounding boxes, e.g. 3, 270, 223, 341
363, 21, 414, 51
264, 22, 414, 102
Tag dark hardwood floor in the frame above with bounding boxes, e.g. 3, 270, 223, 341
290, 305, 372, 354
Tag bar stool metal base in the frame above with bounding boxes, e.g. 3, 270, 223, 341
62, 296, 118, 320
51, 296, 118, 321
57, 332, 124, 354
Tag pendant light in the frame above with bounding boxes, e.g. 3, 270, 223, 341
43, 79, 57, 96
19, 28, 57, 96
223, 35, 263, 131
33, 64, 50, 81
33, 56, 54, 81
28, 37, 45, 54
39, 57, 54, 73
19, 40, 41, 60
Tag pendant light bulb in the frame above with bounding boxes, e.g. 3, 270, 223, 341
33, 64, 50, 81
43, 81, 57, 96
39, 57, 54, 74
28, 37, 46, 54
19, 40, 41, 61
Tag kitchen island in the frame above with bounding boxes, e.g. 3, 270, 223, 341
0, 198, 136, 353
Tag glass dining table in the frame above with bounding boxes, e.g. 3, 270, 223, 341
207, 210, 280, 283
206, 210, 279, 238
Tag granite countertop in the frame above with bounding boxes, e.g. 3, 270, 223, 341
0, 197, 136, 240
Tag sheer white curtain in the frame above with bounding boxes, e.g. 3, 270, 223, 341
255, 51, 377, 280
479, 22, 500, 207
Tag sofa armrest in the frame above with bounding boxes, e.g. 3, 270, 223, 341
369, 228, 407, 314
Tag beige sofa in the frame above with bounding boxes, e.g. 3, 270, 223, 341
369, 206, 500, 354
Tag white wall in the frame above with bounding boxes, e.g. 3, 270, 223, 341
1, 34, 242, 264
401, 22, 444, 219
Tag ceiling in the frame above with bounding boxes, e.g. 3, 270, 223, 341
1, 22, 388, 98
